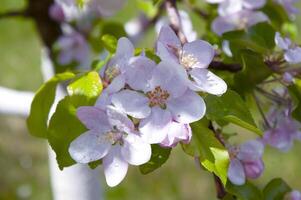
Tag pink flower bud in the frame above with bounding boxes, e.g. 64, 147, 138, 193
243, 159, 264, 179
49, 3, 65, 22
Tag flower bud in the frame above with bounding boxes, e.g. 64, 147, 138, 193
243, 159, 264, 179
49, 3, 65, 22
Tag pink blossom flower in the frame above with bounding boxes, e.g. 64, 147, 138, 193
212, 10, 268, 35
49, 3, 65, 22
275, 32, 301, 64
110, 60, 206, 144
69, 106, 151, 187
275, 0, 299, 16
156, 26, 227, 96
227, 140, 265, 185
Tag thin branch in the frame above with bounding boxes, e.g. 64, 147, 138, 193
208, 122, 228, 199
209, 61, 242, 72
0, 11, 28, 18
252, 92, 271, 129
165, 0, 187, 44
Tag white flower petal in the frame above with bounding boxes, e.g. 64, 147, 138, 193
228, 158, 246, 185
139, 107, 172, 144
167, 90, 206, 124
237, 140, 264, 162
111, 90, 151, 119
69, 130, 111, 164
182, 40, 215, 69
106, 105, 135, 133
285, 47, 301, 64
189, 68, 227, 96
76, 106, 111, 131
121, 133, 152, 165
103, 146, 128, 187
161, 122, 192, 147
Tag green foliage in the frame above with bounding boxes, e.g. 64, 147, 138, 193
101, 34, 118, 53
48, 72, 103, 169
48, 95, 94, 169
288, 79, 301, 122
27, 72, 75, 138
136, 0, 159, 18
139, 145, 171, 174
67, 71, 103, 98
226, 181, 262, 200
182, 119, 229, 185
233, 50, 273, 94
261, 2, 289, 28
204, 90, 262, 135
223, 22, 276, 55
262, 178, 291, 200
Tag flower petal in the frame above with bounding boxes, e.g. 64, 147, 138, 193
243, 159, 264, 179
243, 0, 266, 10
103, 146, 128, 187
228, 158, 246, 185
211, 15, 237, 36
125, 56, 156, 92
139, 107, 172, 144
150, 61, 188, 98
285, 47, 301, 64
69, 130, 111, 164
218, 0, 243, 16
115, 37, 134, 59
167, 90, 206, 124
161, 122, 192, 147
106, 105, 135, 133
111, 89, 151, 119
189, 68, 227, 95
237, 140, 264, 162
157, 25, 181, 52
121, 133, 152, 165
76, 106, 111, 131
182, 40, 215, 68
275, 32, 291, 50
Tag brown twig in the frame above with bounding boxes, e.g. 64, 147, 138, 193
165, 0, 187, 44
0, 11, 28, 18
209, 61, 242, 72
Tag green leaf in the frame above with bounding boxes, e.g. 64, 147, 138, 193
204, 90, 262, 135
262, 178, 291, 200
233, 50, 272, 94
48, 95, 94, 169
182, 119, 229, 185
27, 72, 75, 138
226, 181, 262, 200
261, 2, 289, 28
136, 0, 158, 18
67, 71, 103, 98
101, 34, 118, 53
223, 22, 276, 55
288, 79, 301, 122
139, 145, 171, 174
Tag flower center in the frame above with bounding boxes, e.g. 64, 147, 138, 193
102, 129, 125, 145
228, 146, 240, 159
104, 66, 120, 83
146, 86, 170, 108
180, 51, 199, 69
237, 17, 248, 30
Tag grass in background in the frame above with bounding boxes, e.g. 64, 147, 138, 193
0, 1, 301, 200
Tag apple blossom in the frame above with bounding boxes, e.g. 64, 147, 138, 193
56, 31, 90, 67
49, 3, 65, 22
110, 60, 206, 144
275, 32, 301, 64
206, 0, 266, 16
156, 25, 227, 96
227, 140, 265, 185
212, 10, 268, 35
69, 106, 151, 187
263, 107, 301, 152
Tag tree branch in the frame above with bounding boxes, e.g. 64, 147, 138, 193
209, 61, 242, 72
0, 11, 28, 18
165, 0, 187, 44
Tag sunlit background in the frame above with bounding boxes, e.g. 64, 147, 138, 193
0, 0, 301, 199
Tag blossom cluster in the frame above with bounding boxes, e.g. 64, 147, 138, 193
68, 25, 227, 187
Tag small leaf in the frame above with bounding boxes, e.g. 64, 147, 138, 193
226, 181, 262, 200
263, 178, 291, 200
67, 71, 103, 98
27, 72, 75, 138
101, 34, 118, 53
182, 119, 229, 185
48, 95, 94, 169
204, 90, 262, 135
139, 145, 171, 174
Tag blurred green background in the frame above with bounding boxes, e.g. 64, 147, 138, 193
0, 0, 301, 199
